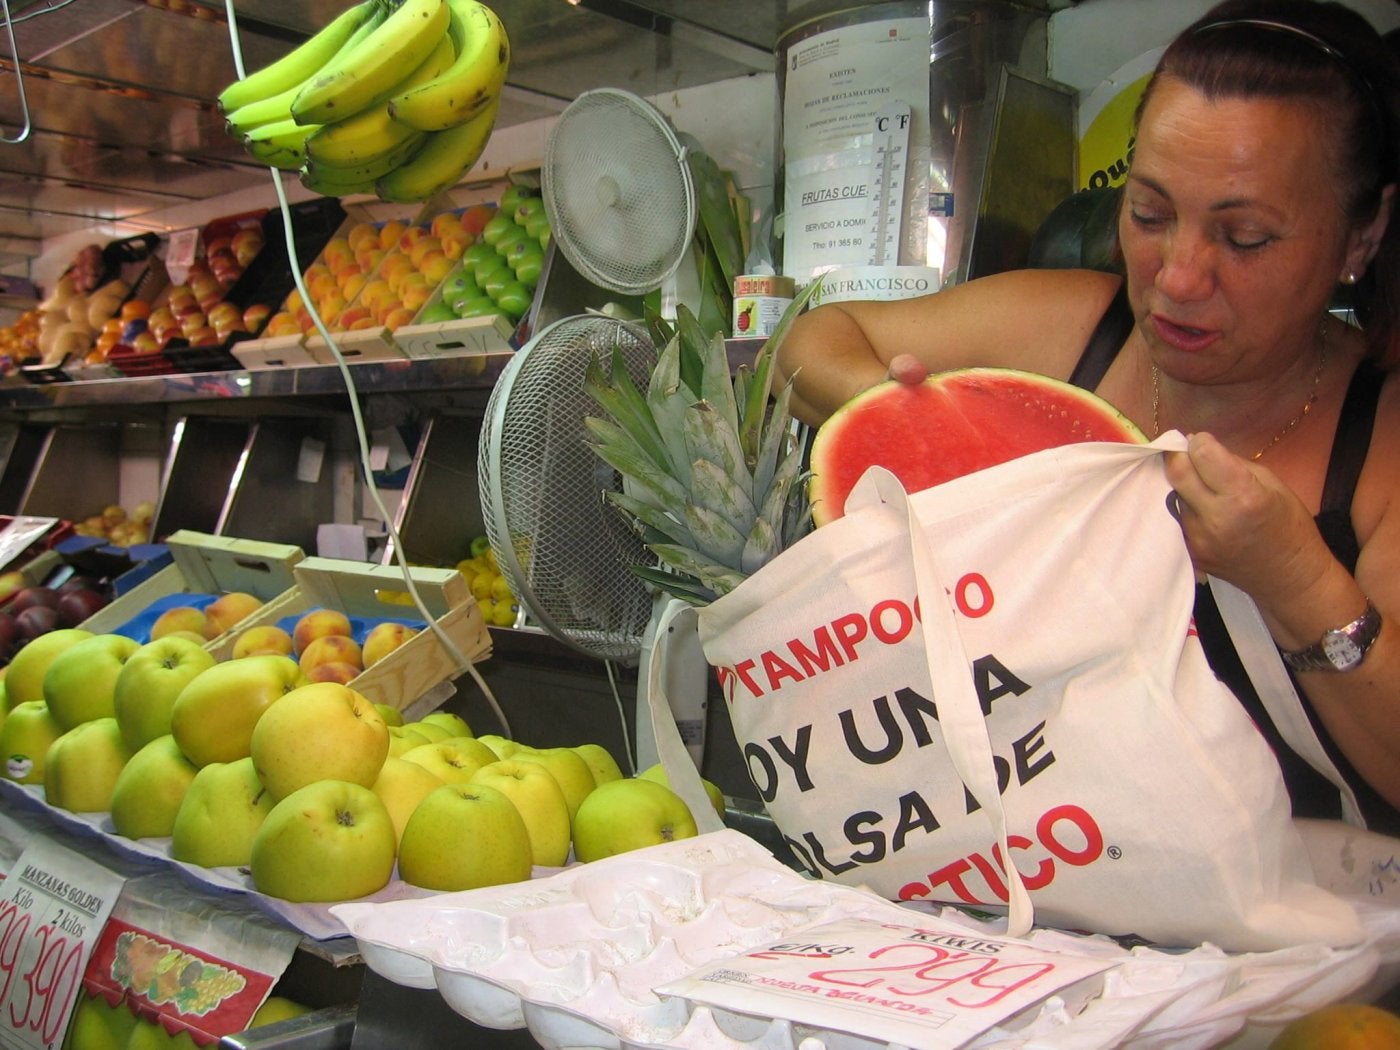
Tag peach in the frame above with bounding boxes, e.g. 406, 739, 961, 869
293, 608, 354, 655
398, 226, 429, 253
431, 212, 465, 241
306, 661, 362, 685
354, 247, 385, 274
382, 307, 417, 330
461, 204, 495, 236
346, 222, 379, 253
283, 288, 305, 314
298, 633, 363, 675
407, 237, 444, 269
419, 251, 452, 285
307, 272, 338, 304
362, 622, 419, 668
337, 306, 373, 329
378, 221, 408, 252
203, 591, 264, 639
151, 605, 207, 641
322, 237, 354, 271
379, 254, 414, 292
339, 272, 367, 301
231, 624, 294, 659
399, 280, 433, 313
359, 279, 394, 312
347, 316, 381, 331
439, 233, 469, 261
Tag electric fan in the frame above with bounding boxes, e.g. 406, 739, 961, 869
476, 315, 721, 832
541, 87, 701, 314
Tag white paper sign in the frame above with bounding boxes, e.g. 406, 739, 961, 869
0, 838, 125, 1050
657, 916, 1112, 1050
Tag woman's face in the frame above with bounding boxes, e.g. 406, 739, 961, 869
1120, 76, 1353, 381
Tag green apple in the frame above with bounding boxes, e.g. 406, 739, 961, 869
170, 654, 308, 767
452, 295, 505, 320
415, 300, 457, 326
474, 733, 521, 760
5, 628, 93, 707
524, 210, 551, 245
572, 742, 625, 786
387, 725, 431, 757
43, 717, 133, 812
470, 758, 571, 867
113, 636, 217, 752
480, 214, 523, 248
638, 761, 726, 818
42, 633, 141, 730
397, 783, 532, 891
251, 682, 389, 801
370, 754, 443, 845
512, 196, 546, 228
61, 990, 137, 1050
373, 703, 405, 727
406, 719, 451, 743
109, 734, 199, 839
418, 711, 471, 738
250, 780, 397, 902
513, 248, 544, 287
495, 281, 533, 320
512, 745, 596, 821
571, 777, 699, 863
170, 756, 275, 868
441, 269, 481, 303
399, 738, 497, 784
498, 184, 537, 216
460, 241, 497, 275
0, 700, 62, 783
250, 996, 313, 1028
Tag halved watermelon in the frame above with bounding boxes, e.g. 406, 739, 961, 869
808, 368, 1146, 525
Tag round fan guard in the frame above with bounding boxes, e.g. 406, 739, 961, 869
477, 314, 659, 663
542, 88, 697, 295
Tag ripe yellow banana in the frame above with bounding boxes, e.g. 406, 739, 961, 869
304, 127, 430, 185
387, 0, 509, 133
375, 96, 499, 202
218, 0, 379, 114
291, 0, 451, 127
224, 3, 390, 137
245, 118, 323, 170
300, 165, 379, 198
305, 32, 454, 169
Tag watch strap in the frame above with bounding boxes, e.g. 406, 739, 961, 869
1279, 600, 1381, 672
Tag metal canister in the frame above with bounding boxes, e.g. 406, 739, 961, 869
732, 275, 796, 338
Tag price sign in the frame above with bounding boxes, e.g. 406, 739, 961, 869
0, 838, 124, 1050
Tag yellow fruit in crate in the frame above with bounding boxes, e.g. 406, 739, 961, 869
1269, 1003, 1400, 1049
469, 573, 495, 602
489, 575, 513, 602
477, 598, 495, 622
490, 602, 517, 628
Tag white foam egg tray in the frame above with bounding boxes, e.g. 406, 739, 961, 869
331, 828, 1400, 1050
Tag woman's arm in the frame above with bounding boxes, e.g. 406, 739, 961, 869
1166, 429, 1400, 812
776, 269, 1121, 426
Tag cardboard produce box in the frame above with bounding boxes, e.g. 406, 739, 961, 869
210, 556, 490, 713
78, 530, 304, 644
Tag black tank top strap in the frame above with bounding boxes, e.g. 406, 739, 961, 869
1320, 357, 1383, 516
1067, 282, 1133, 390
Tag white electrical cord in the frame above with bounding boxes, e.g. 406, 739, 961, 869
223, 1, 511, 737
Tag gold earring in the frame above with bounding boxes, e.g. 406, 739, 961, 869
1342, 271, 1360, 285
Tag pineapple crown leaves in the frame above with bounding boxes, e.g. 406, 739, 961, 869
582, 278, 824, 604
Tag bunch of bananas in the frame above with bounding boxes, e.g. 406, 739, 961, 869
220, 0, 509, 203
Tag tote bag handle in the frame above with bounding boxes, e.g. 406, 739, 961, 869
854, 467, 1036, 936
1209, 577, 1364, 827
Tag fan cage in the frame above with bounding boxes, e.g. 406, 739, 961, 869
478, 316, 659, 664
542, 88, 697, 295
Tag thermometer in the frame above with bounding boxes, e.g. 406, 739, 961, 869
864, 100, 912, 266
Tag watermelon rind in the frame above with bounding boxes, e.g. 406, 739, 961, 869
808, 367, 1145, 526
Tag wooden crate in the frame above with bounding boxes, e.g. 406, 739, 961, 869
210, 556, 490, 713
78, 529, 304, 644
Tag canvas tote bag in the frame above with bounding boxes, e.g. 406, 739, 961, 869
696, 435, 1362, 952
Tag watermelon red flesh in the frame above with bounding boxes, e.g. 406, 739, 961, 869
808, 367, 1145, 526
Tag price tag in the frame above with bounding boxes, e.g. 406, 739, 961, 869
0, 838, 124, 1050
165, 227, 200, 285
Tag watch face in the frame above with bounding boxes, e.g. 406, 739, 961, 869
1322, 632, 1364, 670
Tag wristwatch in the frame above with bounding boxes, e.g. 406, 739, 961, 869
1279, 600, 1382, 672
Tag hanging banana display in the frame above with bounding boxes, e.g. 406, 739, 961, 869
219, 0, 509, 203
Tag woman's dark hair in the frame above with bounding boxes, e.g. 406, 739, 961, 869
1135, 0, 1400, 367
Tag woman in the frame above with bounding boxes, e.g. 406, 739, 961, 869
776, 0, 1400, 835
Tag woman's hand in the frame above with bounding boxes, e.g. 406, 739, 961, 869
1164, 432, 1331, 606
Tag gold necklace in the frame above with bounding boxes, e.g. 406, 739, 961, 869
1151, 328, 1329, 461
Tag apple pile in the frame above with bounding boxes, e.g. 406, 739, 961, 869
0, 575, 109, 663
66, 984, 312, 1047
0, 610, 720, 904
135, 246, 271, 357
413, 186, 546, 330
456, 535, 518, 628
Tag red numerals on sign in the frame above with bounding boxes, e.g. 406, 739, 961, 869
0, 894, 86, 1047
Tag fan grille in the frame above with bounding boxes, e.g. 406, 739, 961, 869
542, 88, 697, 295
478, 316, 657, 663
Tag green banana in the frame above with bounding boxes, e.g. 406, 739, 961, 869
218, 0, 378, 115
224, 3, 390, 137
305, 32, 454, 169
303, 127, 430, 186
387, 0, 509, 132
245, 118, 323, 170
299, 165, 379, 198
291, 0, 451, 127
375, 95, 499, 202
